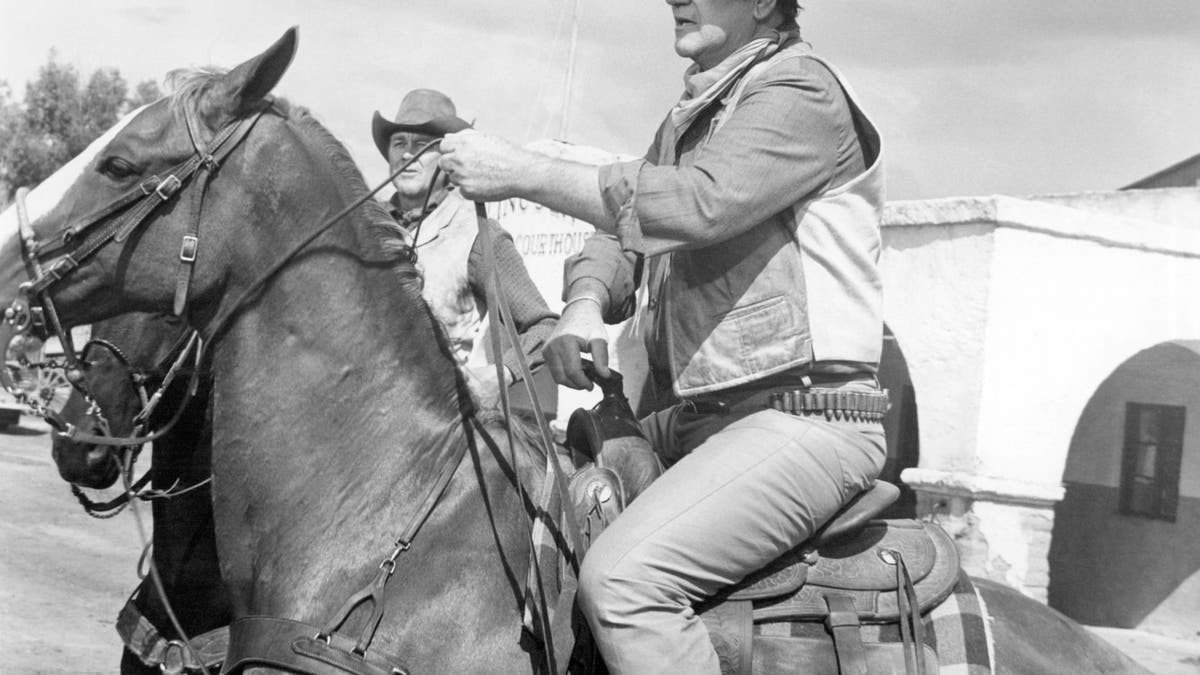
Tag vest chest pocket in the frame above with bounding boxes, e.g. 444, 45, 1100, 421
722, 295, 810, 374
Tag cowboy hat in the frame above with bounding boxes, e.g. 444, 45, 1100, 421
371, 89, 471, 158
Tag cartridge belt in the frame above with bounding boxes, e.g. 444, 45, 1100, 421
684, 386, 890, 422
766, 388, 890, 421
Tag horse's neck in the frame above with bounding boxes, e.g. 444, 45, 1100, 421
203, 120, 464, 484
197, 120, 529, 622
204, 201, 468, 543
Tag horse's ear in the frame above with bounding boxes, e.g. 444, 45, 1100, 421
203, 27, 298, 125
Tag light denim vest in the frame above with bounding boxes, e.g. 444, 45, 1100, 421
648, 46, 885, 398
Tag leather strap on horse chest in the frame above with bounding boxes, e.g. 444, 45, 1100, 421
221, 434, 465, 674
224, 616, 408, 675
307, 432, 469, 664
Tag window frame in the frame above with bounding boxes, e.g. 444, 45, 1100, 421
1118, 402, 1185, 522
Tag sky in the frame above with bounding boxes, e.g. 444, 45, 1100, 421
1, 0, 1199, 201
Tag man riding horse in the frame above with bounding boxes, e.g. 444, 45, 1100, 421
441, 0, 889, 671
1, 6, 1156, 670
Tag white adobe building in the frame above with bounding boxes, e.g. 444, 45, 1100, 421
884, 186, 1200, 639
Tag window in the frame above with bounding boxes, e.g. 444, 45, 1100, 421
1119, 403, 1184, 521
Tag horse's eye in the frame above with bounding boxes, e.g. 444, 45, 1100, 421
99, 156, 140, 180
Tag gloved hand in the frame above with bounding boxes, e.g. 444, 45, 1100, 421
543, 297, 610, 391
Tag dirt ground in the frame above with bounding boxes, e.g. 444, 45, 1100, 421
0, 416, 142, 674
1, 414, 1198, 674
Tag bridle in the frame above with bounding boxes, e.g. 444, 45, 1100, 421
67, 327, 206, 519
2, 103, 268, 389
0, 99, 429, 433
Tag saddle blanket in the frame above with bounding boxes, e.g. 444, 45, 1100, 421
758, 570, 995, 674
522, 453, 571, 640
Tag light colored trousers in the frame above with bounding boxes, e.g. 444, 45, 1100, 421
577, 406, 887, 675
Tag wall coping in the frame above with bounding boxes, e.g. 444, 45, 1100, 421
883, 194, 1200, 259
901, 467, 1065, 507
487, 190, 1200, 261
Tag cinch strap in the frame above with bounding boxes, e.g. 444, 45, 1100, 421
116, 597, 228, 673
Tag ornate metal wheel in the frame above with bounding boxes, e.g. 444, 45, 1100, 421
5, 335, 73, 414
27, 364, 72, 412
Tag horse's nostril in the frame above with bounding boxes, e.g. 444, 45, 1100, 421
86, 444, 112, 464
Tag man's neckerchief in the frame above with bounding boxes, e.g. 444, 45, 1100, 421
668, 24, 801, 134
387, 192, 444, 231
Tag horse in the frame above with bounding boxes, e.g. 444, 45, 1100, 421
51, 311, 229, 674
0, 28, 1148, 674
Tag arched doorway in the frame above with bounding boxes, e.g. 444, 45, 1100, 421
879, 325, 919, 518
1049, 341, 1200, 639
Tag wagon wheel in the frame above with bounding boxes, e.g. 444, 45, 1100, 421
8, 362, 72, 413
29, 365, 73, 412
5, 335, 73, 414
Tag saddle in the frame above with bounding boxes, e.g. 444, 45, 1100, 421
563, 374, 959, 675
698, 489, 958, 675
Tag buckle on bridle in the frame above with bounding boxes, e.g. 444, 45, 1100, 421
45, 255, 77, 282
155, 175, 182, 201
179, 235, 198, 263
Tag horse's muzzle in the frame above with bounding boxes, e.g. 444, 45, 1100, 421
51, 415, 121, 489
